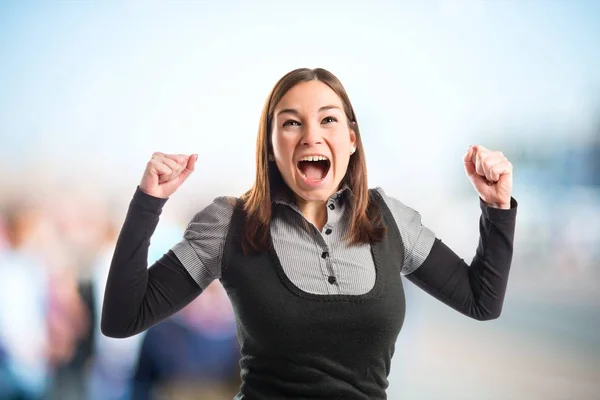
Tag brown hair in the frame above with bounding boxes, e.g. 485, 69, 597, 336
240, 67, 385, 253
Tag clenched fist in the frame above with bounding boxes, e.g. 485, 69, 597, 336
139, 152, 198, 199
463, 145, 513, 209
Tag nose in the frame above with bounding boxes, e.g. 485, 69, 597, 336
300, 123, 322, 146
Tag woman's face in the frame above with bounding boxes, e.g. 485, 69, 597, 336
271, 80, 356, 204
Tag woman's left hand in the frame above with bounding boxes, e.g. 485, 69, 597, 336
463, 145, 513, 209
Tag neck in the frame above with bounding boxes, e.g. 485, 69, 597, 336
295, 198, 328, 231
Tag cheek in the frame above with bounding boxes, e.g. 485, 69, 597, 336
271, 132, 282, 159
332, 133, 352, 154
334, 153, 351, 173
272, 131, 294, 158
331, 135, 352, 172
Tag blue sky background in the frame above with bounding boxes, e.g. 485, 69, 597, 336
1, 0, 599, 197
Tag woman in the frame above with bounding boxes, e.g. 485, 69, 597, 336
101, 67, 517, 399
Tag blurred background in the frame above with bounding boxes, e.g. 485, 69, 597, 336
1, 1, 599, 399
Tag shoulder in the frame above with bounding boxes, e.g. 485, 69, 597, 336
174, 196, 240, 285
370, 187, 436, 273
369, 187, 432, 239
369, 186, 415, 215
369, 186, 425, 224
189, 196, 238, 221
183, 196, 239, 237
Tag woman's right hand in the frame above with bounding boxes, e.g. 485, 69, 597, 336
139, 152, 198, 199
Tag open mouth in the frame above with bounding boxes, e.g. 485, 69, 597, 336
297, 156, 331, 182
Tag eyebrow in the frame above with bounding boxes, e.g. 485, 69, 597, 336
276, 105, 342, 117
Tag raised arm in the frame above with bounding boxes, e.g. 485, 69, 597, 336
101, 152, 203, 338
100, 187, 202, 338
381, 145, 517, 320
405, 198, 516, 320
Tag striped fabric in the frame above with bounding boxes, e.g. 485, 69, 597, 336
172, 187, 436, 295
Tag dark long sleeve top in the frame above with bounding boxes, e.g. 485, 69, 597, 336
101, 187, 517, 338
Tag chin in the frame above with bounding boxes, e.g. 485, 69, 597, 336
291, 177, 342, 204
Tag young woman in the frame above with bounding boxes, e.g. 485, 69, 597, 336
101, 67, 517, 399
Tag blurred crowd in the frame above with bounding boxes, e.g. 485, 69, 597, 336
2, 135, 600, 400
0, 190, 241, 400
1, 137, 600, 400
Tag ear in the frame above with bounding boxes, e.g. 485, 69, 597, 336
349, 122, 357, 152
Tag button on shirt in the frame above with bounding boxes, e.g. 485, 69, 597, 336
172, 187, 436, 296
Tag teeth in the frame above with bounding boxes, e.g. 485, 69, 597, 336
300, 155, 329, 162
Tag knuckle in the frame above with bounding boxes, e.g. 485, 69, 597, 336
474, 145, 487, 155
482, 159, 493, 171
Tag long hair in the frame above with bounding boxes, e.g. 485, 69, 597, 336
240, 67, 385, 253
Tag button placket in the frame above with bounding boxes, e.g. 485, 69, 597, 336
320, 226, 334, 290
323, 198, 342, 293
320, 249, 340, 294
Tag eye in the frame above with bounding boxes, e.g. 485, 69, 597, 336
283, 119, 301, 127
322, 116, 337, 124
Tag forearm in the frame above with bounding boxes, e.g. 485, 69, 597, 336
406, 197, 517, 320
101, 187, 201, 338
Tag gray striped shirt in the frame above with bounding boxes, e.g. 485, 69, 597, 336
172, 187, 436, 295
